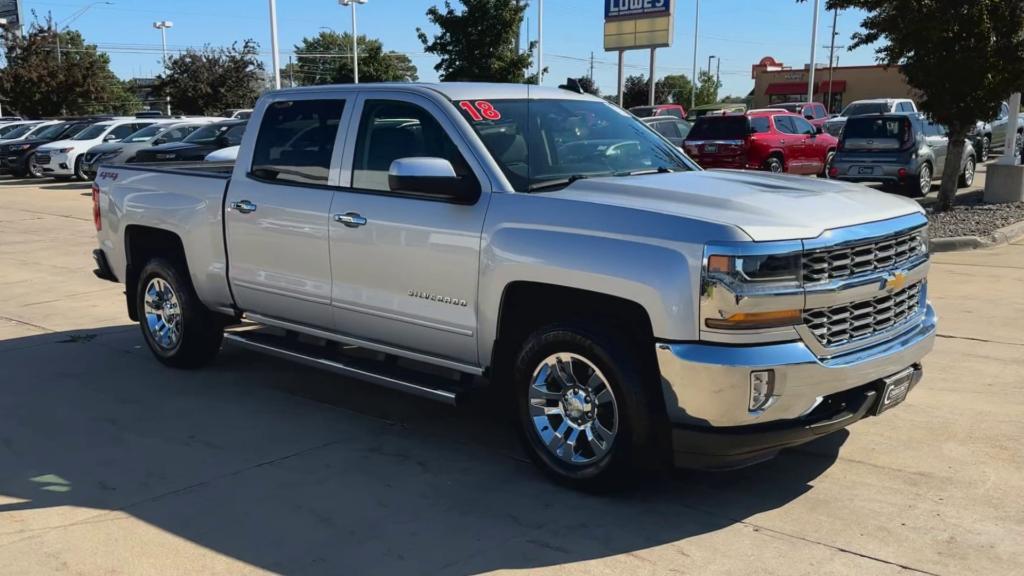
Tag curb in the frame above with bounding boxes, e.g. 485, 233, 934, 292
930, 219, 1024, 252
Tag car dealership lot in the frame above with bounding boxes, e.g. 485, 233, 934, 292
0, 178, 1021, 575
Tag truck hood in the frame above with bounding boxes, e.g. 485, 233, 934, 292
545, 169, 924, 241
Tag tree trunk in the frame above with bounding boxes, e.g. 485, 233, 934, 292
936, 128, 969, 212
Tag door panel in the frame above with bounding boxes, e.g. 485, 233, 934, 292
225, 95, 351, 330
329, 92, 490, 365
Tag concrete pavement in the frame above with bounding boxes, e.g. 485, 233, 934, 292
0, 178, 1022, 575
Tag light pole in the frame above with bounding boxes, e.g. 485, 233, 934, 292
537, 0, 543, 84
340, 0, 367, 84
691, 0, 700, 110
707, 55, 715, 77
807, 0, 821, 104
152, 21, 173, 67
269, 0, 281, 89
0, 18, 6, 117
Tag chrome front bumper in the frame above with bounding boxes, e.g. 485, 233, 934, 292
656, 303, 936, 429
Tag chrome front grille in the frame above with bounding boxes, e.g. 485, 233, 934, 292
804, 282, 923, 348
803, 229, 926, 283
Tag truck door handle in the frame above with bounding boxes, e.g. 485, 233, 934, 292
231, 200, 257, 214
334, 212, 367, 228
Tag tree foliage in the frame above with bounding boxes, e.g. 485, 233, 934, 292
694, 70, 722, 107
800, 0, 1024, 210
655, 73, 693, 106
0, 20, 139, 117
417, 0, 535, 82
621, 74, 651, 108
154, 40, 265, 115
576, 75, 600, 96
290, 31, 417, 85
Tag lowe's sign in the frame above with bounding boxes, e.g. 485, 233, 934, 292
605, 0, 671, 19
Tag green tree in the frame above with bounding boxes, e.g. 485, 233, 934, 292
655, 73, 693, 106
154, 40, 265, 115
576, 75, 600, 96
291, 31, 417, 85
417, 0, 535, 82
693, 70, 721, 107
622, 74, 650, 108
799, 0, 1024, 211
0, 21, 139, 116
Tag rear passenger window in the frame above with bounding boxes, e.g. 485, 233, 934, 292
749, 117, 771, 133
352, 99, 474, 193
774, 116, 797, 134
251, 99, 344, 185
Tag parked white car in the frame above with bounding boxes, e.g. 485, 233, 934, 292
204, 145, 238, 162
0, 121, 58, 145
35, 119, 164, 180
823, 99, 918, 137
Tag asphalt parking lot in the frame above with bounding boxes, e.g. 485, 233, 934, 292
1, 177, 1022, 576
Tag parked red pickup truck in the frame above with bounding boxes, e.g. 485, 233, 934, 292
683, 110, 838, 176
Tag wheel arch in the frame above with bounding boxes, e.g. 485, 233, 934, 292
124, 225, 188, 321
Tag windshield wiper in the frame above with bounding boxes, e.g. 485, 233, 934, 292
615, 166, 676, 176
528, 174, 590, 192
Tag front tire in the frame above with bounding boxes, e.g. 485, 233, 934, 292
136, 258, 224, 369
26, 153, 43, 178
980, 136, 991, 162
908, 162, 932, 197
74, 157, 86, 181
513, 323, 659, 490
959, 155, 976, 188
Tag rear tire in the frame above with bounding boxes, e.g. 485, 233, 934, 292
763, 156, 784, 174
136, 258, 224, 369
980, 136, 991, 162
513, 322, 660, 491
821, 150, 836, 178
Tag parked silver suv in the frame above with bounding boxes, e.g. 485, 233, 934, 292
830, 113, 976, 196
823, 98, 918, 137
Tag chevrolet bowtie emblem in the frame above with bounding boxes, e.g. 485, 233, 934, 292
883, 272, 907, 292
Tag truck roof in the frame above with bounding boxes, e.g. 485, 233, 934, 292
270, 82, 600, 102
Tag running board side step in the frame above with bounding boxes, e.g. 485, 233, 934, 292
224, 328, 465, 405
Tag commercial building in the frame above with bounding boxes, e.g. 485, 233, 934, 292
750, 56, 916, 114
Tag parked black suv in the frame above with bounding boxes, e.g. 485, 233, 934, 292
0, 118, 111, 178
132, 120, 246, 163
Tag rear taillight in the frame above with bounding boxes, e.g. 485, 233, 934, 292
92, 184, 101, 231
828, 166, 839, 178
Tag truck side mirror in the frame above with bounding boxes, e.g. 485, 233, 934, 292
389, 157, 479, 204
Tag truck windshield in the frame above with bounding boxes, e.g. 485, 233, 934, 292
456, 99, 693, 192
686, 116, 750, 140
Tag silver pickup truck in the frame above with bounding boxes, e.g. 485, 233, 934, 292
92, 83, 936, 489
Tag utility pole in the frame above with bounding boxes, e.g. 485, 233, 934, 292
269, 0, 281, 89
589, 51, 594, 81
807, 0, 821, 104
691, 0, 700, 110
707, 55, 714, 77
826, 8, 839, 112
289, 55, 295, 87
715, 58, 720, 90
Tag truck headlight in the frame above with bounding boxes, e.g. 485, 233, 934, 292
701, 244, 804, 333
707, 253, 801, 284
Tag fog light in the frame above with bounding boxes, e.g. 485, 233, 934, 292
749, 370, 775, 411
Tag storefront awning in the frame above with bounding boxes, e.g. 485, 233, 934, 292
818, 80, 847, 93
764, 82, 810, 95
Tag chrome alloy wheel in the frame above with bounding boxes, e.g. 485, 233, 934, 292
144, 277, 182, 350
919, 164, 932, 195
528, 353, 619, 465
963, 158, 976, 186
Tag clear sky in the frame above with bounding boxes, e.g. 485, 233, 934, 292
20, 0, 880, 98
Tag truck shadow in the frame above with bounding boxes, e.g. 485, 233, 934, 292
0, 326, 846, 574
